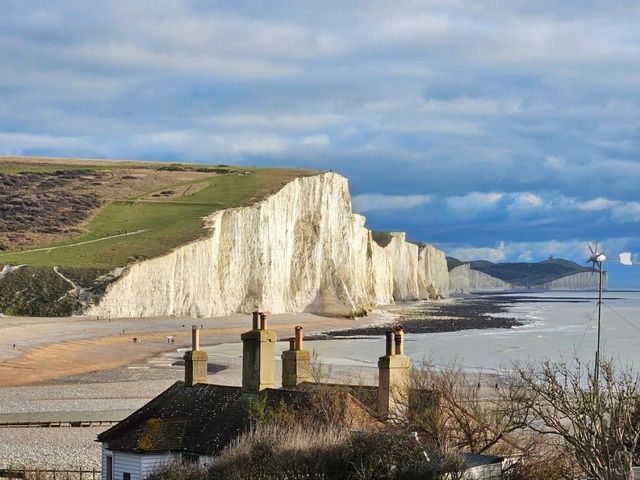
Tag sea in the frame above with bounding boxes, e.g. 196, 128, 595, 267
206, 290, 640, 375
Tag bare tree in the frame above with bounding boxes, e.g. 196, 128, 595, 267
399, 361, 578, 479
512, 356, 640, 480
404, 361, 531, 456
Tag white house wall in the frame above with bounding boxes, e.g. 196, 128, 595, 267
140, 454, 178, 478
101, 444, 216, 480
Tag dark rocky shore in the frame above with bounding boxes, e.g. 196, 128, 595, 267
312, 295, 527, 339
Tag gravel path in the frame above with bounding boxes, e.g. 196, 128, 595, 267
0, 427, 102, 469
0, 379, 177, 414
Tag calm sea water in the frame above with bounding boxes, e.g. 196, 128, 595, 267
206, 291, 640, 374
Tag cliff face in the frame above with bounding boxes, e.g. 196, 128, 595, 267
371, 232, 420, 301
417, 244, 449, 299
89, 173, 449, 318
449, 264, 513, 294
539, 271, 606, 290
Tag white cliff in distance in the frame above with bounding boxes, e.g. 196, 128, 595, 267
539, 271, 606, 290
416, 243, 449, 299
89, 173, 448, 318
449, 264, 513, 294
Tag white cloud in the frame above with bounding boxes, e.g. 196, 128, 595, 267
445, 238, 637, 264
0, 132, 92, 154
544, 156, 567, 170
352, 194, 433, 213
129, 130, 329, 157
377, 119, 483, 136
507, 192, 543, 215
445, 192, 504, 218
448, 241, 507, 263
71, 43, 300, 80
579, 197, 618, 211
201, 113, 344, 130
611, 202, 640, 223
420, 96, 523, 116
299, 134, 330, 149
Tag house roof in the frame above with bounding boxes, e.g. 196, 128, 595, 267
97, 381, 379, 456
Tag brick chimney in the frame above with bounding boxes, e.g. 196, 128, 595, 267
184, 325, 208, 386
241, 310, 276, 395
378, 326, 410, 420
281, 326, 311, 388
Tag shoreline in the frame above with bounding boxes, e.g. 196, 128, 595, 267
0, 295, 531, 387
310, 296, 525, 338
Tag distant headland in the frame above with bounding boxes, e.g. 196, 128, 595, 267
447, 256, 605, 293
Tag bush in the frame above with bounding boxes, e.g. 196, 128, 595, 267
146, 462, 206, 480
208, 421, 456, 480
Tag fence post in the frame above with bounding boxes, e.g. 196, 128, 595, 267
79, 469, 83, 480
91, 468, 96, 480
53, 469, 56, 480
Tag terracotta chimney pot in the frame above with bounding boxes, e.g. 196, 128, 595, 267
295, 326, 303, 351
192, 325, 200, 351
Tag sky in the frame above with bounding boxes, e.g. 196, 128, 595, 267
1, 1, 639, 286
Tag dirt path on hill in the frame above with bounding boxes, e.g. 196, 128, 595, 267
0, 313, 366, 386
0, 229, 148, 258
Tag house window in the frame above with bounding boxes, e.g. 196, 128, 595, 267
181, 453, 200, 464
123, 473, 131, 480
106, 456, 113, 480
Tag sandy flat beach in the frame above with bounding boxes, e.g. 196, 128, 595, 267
0, 311, 379, 387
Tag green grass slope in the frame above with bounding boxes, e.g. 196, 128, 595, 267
0, 159, 317, 268
0, 157, 318, 315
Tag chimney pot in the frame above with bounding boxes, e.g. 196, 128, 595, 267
294, 326, 303, 351
241, 311, 277, 394
281, 327, 311, 388
191, 325, 200, 351
385, 331, 394, 356
184, 325, 207, 385
378, 328, 411, 420
394, 328, 404, 356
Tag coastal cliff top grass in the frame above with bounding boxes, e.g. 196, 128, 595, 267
0, 156, 318, 268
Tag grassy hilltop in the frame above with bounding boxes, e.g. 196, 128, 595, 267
0, 157, 317, 315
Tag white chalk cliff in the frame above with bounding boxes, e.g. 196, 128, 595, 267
539, 271, 606, 290
89, 173, 448, 318
417, 243, 449, 299
449, 264, 513, 294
